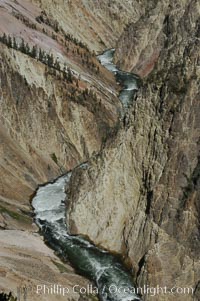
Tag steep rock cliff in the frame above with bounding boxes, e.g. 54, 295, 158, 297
32, 0, 143, 51
0, 0, 125, 297
0, 0, 199, 300
67, 1, 200, 300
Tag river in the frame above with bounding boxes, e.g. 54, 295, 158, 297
97, 49, 139, 108
32, 50, 142, 301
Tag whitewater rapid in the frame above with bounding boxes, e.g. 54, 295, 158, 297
32, 169, 142, 301
97, 49, 139, 108
32, 49, 142, 301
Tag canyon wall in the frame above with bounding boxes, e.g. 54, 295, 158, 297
32, 0, 142, 52
0, 0, 199, 300
0, 0, 122, 219
0, 0, 124, 297
0, 43, 119, 206
67, 0, 200, 300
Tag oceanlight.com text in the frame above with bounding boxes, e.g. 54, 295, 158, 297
108, 284, 194, 297
35, 284, 194, 297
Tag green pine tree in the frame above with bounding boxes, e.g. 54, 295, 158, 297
54, 59, 60, 71
8, 35, 12, 47
25, 43, 30, 54
39, 48, 45, 62
67, 67, 73, 83
13, 37, 18, 49
31, 45, 37, 58
2, 33, 7, 44
20, 38, 26, 53
47, 53, 54, 67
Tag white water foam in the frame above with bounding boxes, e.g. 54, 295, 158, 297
32, 172, 142, 301
97, 49, 139, 108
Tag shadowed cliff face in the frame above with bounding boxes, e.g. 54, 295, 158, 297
67, 0, 200, 300
115, 0, 200, 77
